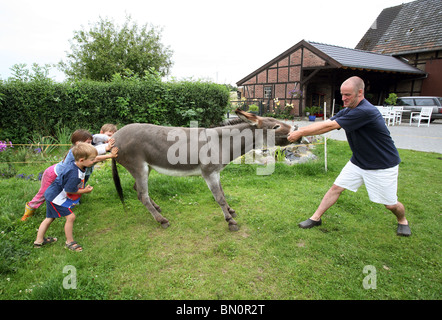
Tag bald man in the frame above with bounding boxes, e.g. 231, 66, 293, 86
288, 76, 411, 236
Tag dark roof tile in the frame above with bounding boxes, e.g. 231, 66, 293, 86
356, 0, 442, 54
309, 41, 424, 74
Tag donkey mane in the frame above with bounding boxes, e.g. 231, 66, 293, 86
211, 117, 246, 128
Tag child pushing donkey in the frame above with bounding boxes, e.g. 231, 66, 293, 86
34, 142, 97, 252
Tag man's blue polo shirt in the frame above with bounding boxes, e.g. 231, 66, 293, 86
330, 99, 401, 170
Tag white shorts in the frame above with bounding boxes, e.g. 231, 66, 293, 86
334, 161, 399, 206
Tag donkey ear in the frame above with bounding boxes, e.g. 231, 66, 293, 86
235, 108, 259, 126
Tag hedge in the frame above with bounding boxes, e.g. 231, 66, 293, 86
0, 77, 230, 143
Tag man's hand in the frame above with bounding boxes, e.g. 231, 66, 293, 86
287, 130, 303, 143
287, 120, 340, 143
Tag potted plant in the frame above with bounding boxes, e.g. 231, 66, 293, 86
305, 106, 320, 121
248, 104, 259, 114
384, 93, 398, 106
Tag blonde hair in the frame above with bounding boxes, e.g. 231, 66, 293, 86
72, 142, 98, 161
100, 123, 117, 133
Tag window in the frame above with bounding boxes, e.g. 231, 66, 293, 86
415, 98, 436, 106
264, 86, 272, 99
397, 98, 413, 106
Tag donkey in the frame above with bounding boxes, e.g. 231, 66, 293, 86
111, 108, 296, 231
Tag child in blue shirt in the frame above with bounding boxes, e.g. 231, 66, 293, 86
33, 142, 98, 252
22, 127, 118, 221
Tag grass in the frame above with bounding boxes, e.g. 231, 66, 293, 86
0, 139, 440, 300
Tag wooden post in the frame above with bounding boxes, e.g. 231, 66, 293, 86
324, 102, 327, 172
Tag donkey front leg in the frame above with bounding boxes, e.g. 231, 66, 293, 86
133, 164, 169, 228
203, 171, 238, 231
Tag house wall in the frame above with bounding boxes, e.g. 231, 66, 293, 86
304, 82, 333, 116
390, 49, 442, 97
421, 50, 442, 96
240, 47, 328, 116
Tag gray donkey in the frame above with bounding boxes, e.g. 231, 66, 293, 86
112, 108, 296, 231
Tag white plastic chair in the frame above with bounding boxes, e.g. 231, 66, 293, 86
409, 107, 432, 127
392, 106, 403, 125
378, 106, 395, 126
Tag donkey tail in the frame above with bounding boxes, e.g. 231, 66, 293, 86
112, 158, 124, 203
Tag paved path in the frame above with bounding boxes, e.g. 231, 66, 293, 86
287, 119, 442, 154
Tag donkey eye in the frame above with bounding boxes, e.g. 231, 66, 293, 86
272, 125, 281, 130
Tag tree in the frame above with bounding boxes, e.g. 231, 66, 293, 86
7, 63, 54, 83
59, 16, 173, 81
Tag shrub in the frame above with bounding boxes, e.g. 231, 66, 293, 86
0, 77, 229, 143
384, 93, 398, 106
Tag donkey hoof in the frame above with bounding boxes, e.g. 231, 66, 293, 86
229, 224, 239, 232
161, 221, 170, 229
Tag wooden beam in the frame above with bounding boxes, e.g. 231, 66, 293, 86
301, 69, 321, 85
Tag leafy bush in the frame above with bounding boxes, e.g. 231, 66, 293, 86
0, 76, 230, 143
384, 93, 398, 106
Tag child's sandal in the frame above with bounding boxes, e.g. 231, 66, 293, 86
33, 237, 57, 248
65, 241, 83, 252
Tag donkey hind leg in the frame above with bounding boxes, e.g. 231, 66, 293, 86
224, 189, 236, 218
203, 171, 238, 231
150, 198, 162, 213
134, 164, 169, 228
134, 182, 161, 212
218, 183, 236, 218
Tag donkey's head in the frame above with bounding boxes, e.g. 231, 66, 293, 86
234, 108, 297, 146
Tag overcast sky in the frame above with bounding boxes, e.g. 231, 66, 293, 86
0, 0, 413, 85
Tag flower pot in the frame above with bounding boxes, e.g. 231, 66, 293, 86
308, 115, 316, 121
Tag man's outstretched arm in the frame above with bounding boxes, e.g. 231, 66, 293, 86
288, 120, 341, 142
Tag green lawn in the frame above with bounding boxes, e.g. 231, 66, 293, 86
0, 140, 440, 300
